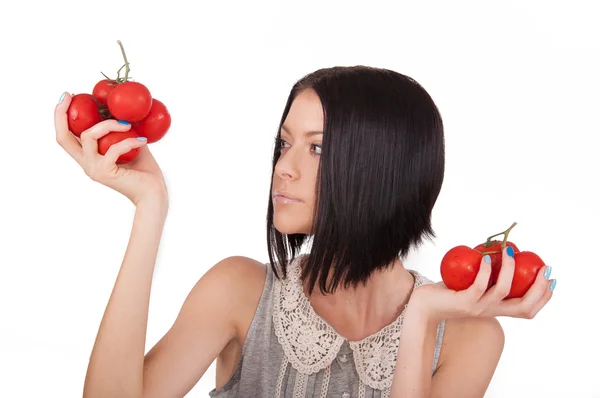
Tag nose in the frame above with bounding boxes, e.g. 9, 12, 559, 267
274, 146, 300, 181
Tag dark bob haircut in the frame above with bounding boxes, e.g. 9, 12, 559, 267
266, 65, 445, 295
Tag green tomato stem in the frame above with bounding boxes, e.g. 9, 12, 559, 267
117, 40, 131, 82
485, 222, 517, 244
501, 222, 517, 249
98, 41, 132, 85
480, 250, 502, 256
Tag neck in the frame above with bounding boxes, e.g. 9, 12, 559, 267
303, 256, 416, 341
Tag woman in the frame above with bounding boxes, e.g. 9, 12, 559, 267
54, 66, 555, 398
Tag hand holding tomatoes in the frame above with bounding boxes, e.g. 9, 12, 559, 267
55, 93, 168, 206
412, 245, 554, 323
440, 222, 555, 299
64, 40, 172, 164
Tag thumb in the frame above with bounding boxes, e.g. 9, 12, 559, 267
56, 91, 72, 110
54, 91, 73, 134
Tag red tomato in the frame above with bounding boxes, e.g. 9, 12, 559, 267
67, 94, 103, 137
97, 129, 141, 164
440, 245, 485, 291
506, 251, 546, 299
133, 98, 171, 143
473, 240, 520, 287
92, 79, 117, 106
107, 82, 152, 123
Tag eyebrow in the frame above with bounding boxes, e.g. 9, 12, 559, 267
281, 124, 323, 137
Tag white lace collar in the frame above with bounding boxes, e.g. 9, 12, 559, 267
272, 255, 430, 390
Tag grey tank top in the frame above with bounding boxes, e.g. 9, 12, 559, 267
209, 255, 445, 398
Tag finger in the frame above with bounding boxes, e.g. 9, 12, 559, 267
80, 119, 132, 158
490, 269, 553, 318
497, 245, 516, 294
54, 92, 83, 163
465, 256, 492, 301
485, 245, 516, 302
509, 266, 552, 318
102, 137, 148, 165
520, 265, 552, 305
527, 279, 554, 318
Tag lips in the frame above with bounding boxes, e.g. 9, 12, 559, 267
273, 191, 303, 203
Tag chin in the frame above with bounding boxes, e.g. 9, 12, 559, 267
273, 214, 311, 235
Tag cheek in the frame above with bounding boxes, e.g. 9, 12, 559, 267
308, 166, 319, 199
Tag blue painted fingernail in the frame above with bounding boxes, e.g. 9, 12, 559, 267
507, 246, 514, 258
550, 279, 557, 292
544, 266, 552, 280
118, 120, 130, 125
58, 92, 66, 104
136, 137, 147, 141
483, 255, 491, 264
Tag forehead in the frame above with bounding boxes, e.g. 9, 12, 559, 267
282, 89, 324, 134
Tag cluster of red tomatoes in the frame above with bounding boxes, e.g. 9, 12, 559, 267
66, 41, 171, 164
440, 222, 546, 298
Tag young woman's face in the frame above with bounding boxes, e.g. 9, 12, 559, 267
272, 89, 324, 235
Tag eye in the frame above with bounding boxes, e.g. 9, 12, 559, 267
311, 144, 322, 155
274, 137, 289, 150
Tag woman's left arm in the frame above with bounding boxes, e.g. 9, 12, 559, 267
428, 316, 504, 397
391, 246, 554, 398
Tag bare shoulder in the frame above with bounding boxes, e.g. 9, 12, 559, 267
200, 255, 268, 328
179, 255, 267, 320
438, 316, 505, 367
203, 255, 267, 295
141, 256, 267, 397
432, 316, 505, 397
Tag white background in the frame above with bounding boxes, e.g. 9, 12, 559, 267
1, 0, 598, 397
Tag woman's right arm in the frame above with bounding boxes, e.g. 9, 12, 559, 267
83, 196, 254, 398
82, 197, 169, 397
54, 93, 257, 398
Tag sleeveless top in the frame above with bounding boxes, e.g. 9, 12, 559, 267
209, 255, 446, 398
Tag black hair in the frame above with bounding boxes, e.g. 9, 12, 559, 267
266, 65, 445, 295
